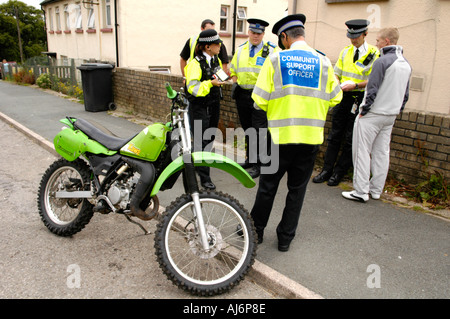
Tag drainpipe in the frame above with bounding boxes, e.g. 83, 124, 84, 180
232, 0, 237, 55
114, 0, 119, 67
41, 5, 48, 52
293, 0, 297, 14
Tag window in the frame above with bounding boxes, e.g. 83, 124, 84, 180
148, 66, 171, 74
220, 5, 229, 32
75, 4, 82, 29
64, 5, 70, 30
237, 7, 247, 33
326, 0, 385, 3
104, 0, 112, 28
48, 8, 53, 31
55, 6, 61, 31
87, 6, 95, 29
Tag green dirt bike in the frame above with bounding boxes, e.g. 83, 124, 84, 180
37, 82, 257, 296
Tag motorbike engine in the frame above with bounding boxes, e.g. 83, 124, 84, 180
107, 174, 140, 210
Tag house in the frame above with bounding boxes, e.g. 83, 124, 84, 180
40, 0, 289, 74
288, 0, 450, 115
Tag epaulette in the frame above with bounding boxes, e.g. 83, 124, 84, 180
315, 49, 326, 56
195, 55, 205, 62
267, 41, 276, 48
239, 41, 248, 47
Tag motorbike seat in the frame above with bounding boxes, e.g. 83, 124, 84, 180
73, 118, 137, 151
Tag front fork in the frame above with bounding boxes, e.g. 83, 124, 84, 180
177, 110, 210, 251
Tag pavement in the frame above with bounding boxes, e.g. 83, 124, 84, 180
0, 80, 448, 299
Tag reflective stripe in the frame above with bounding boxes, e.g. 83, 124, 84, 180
340, 70, 367, 81
254, 53, 341, 102
236, 67, 261, 73
239, 83, 255, 90
187, 79, 202, 96
268, 118, 325, 128
253, 85, 271, 101
231, 42, 272, 87
271, 52, 333, 101
269, 85, 335, 101
335, 44, 378, 86
189, 35, 199, 61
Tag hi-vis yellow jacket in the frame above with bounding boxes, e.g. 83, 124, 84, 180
188, 35, 199, 62
252, 41, 343, 145
230, 41, 276, 90
185, 54, 223, 98
334, 43, 379, 91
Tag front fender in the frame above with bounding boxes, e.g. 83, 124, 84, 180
150, 152, 256, 196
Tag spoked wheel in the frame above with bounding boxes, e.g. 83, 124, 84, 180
154, 190, 257, 296
37, 158, 94, 237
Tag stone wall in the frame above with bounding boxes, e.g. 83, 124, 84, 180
113, 67, 449, 184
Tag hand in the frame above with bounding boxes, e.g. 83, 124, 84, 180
211, 78, 224, 87
341, 83, 356, 92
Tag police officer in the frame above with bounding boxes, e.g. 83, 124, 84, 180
230, 18, 276, 178
180, 19, 229, 77
184, 29, 226, 190
249, 14, 342, 251
313, 19, 379, 186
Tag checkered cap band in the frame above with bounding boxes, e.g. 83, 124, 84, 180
198, 34, 220, 43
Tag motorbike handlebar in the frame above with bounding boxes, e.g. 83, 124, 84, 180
165, 82, 189, 109
165, 82, 178, 100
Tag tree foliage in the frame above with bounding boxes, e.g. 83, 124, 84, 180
0, 0, 46, 63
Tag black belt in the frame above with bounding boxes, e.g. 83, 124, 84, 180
344, 91, 364, 98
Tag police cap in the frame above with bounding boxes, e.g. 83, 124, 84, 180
247, 18, 269, 34
272, 14, 306, 36
198, 29, 221, 45
345, 19, 370, 39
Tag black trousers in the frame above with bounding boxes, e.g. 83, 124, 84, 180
189, 101, 220, 183
250, 143, 319, 245
323, 91, 364, 176
235, 85, 267, 165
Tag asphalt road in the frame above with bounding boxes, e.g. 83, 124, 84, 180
0, 120, 277, 300
0, 81, 448, 301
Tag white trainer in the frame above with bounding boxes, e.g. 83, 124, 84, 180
342, 190, 369, 202
370, 192, 381, 200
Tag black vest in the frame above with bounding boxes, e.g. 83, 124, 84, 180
187, 54, 221, 106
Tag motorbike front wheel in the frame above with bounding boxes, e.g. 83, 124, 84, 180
37, 158, 94, 237
154, 190, 257, 296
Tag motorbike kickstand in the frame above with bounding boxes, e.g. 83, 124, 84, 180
124, 215, 150, 235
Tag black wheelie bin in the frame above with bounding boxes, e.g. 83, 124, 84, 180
77, 63, 116, 112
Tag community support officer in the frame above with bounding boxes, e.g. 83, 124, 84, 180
249, 14, 343, 251
180, 19, 229, 77
342, 27, 411, 203
230, 18, 276, 179
184, 29, 226, 190
313, 19, 379, 186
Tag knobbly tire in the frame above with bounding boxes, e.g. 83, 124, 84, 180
154, 190, 257, 296
37, 158, 94, 237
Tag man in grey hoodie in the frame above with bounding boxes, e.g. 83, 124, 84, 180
342, 27, 411, 202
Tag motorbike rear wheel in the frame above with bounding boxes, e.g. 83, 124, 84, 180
37, 158, 94, 237
154, 190, 257, 296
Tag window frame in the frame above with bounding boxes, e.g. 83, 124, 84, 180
64, 5, 70, 30
87, 6, 95, 29
55, 6, 61, 31
75, 3, 82, 30
48, 8, 54, 31
104, 0, 112, 28
220, 5, 229, 33
236, 6, 247, 34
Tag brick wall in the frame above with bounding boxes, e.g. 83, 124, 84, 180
113, 68, 449, 184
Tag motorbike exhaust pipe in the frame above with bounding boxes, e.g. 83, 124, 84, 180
121, 157, 157, 221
